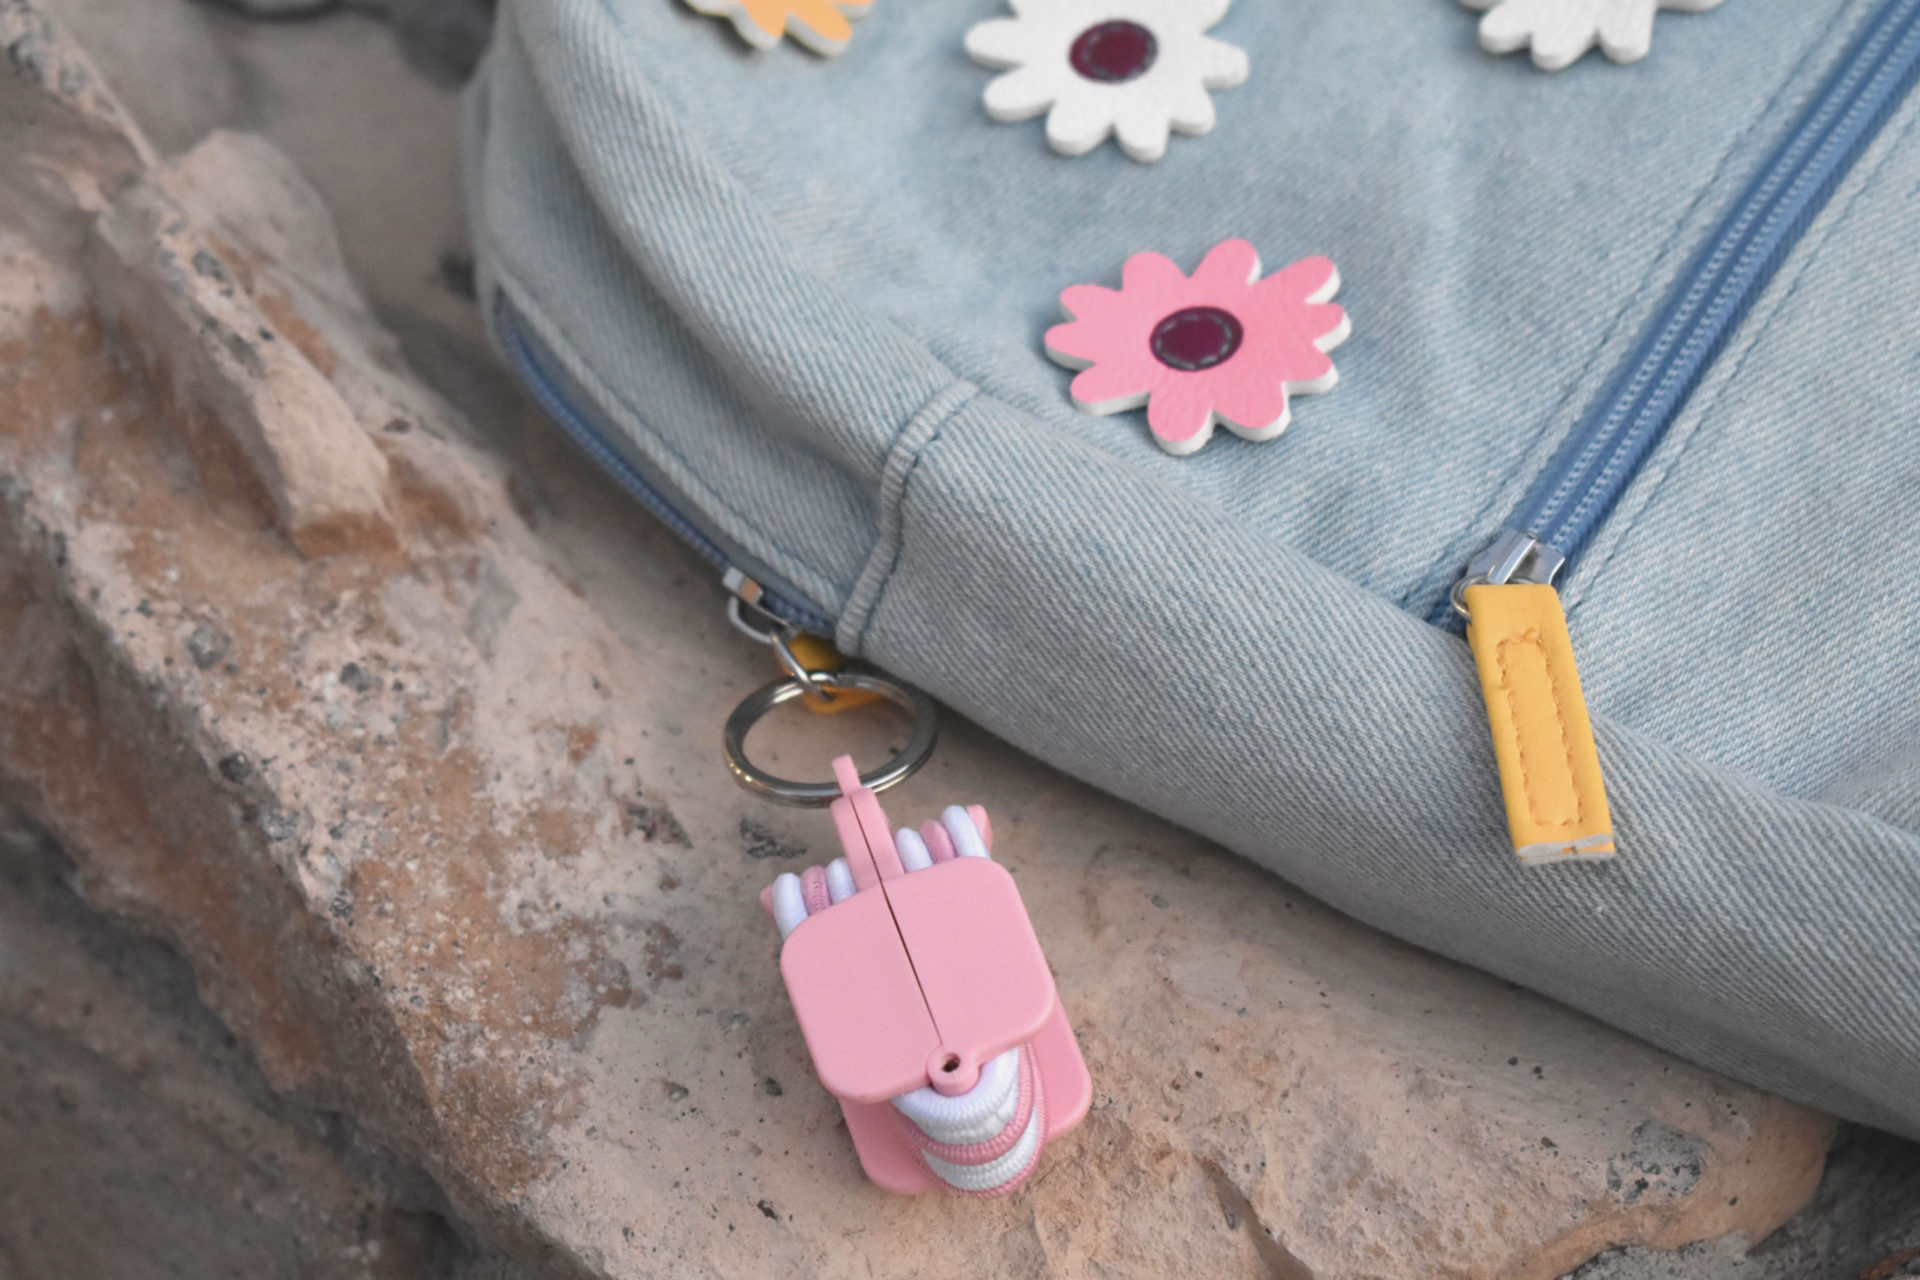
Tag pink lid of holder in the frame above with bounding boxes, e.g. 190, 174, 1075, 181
778, 757, 1058, 1104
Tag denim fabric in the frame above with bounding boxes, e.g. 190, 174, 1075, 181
466, 0, 1920, 1134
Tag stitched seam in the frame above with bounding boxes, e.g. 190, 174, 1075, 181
1496, 629, 1584, 827
1402, 0, 1874, 615
852, 442, 927, 656
1563, 85, 1920, 620
841, 381, 980, 656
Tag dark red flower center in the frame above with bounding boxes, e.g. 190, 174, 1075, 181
1151, 306, 1243, 372
1069, 21, 1158, 83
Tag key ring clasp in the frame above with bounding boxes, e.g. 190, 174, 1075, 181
722, 671, 939, 806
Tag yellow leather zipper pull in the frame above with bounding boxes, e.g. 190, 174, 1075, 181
1461, 581, 1615, 864
783, 632, 884, 715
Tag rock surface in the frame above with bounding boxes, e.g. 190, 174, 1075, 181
85, 134, 400, 557
0, 816, 533, 1280
1567, 1128, 1920, 1280
0, 3, 1868, 1277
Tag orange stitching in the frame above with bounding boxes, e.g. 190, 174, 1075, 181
1494, 629, 1585, 828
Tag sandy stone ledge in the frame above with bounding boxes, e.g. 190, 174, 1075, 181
0, 5, 1839, 1276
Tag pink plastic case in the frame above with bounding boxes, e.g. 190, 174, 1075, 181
763, 757, 1092, 1193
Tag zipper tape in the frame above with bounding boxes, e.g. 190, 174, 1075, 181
1436, 0, 1920, 628
495, 298, 837, 636
1440, 0, 1920, 862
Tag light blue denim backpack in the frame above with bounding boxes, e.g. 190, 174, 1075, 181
463, 0, 1920, 1135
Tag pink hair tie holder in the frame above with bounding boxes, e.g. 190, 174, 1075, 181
758, 756, 1091, 1195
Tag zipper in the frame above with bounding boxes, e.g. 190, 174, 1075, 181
1443, 0, 1920, 863
494, 298, 837, 637
1437, 0, 1920, 625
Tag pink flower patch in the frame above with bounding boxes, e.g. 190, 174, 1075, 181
1044, 239, 1351, 456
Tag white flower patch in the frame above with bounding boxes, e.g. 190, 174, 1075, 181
964, 0, 1249, 162
1460, 0, 1723, 71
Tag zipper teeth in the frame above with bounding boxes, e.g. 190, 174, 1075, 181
495, 302, 836, 637
1431, 0, 1920, 630
1522, 0, 1920, 558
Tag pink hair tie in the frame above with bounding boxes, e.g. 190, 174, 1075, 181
899, 1045, 1039, 1166
942, 1081, 1048, 1199
920, 819, 958, 863
799, 865, 831, 916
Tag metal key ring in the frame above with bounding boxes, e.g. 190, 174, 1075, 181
722, 670, 939, 806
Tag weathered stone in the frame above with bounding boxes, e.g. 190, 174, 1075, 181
0, 0, 155, 165
83, 134, 399, 558
1568, 1127, 1920, 1280
0, 817, 534, 1280
0, 4, 1854, 1278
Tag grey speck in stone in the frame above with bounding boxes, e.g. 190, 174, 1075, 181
190, 248, 231, 287
261, 810, 302, 842
1605, 1121, 1706, 1206
624, 796, 690, 846
739, 819, 803, 861
185, 622, 231, 670
462, 558, 519, 659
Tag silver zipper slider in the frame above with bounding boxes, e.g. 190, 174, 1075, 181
722, 568, 784, 643
722, 566, 764, 608
722, 569, 820, 688
1450, 529, 1567, 619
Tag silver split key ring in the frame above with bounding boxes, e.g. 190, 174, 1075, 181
722, 670, 939, 806
722, 594, 939, 804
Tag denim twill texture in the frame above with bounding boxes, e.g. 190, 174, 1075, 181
465, 0, 1920, 1134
